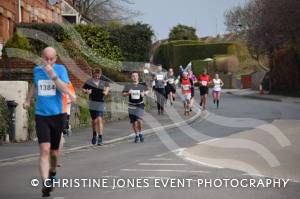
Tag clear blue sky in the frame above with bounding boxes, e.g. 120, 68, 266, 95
129, 0, 247, 40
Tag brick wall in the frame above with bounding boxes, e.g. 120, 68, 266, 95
0, 58, 92, 88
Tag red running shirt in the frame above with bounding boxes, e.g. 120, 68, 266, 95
198, 74, 211, 87
181, 78, 192, 94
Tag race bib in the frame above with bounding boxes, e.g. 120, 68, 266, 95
201, 81, 208, 86
182, 85, 190, 91
156, 74, 164, 81
131, 90, 141, 100
38, 80, 56, 96
168, 78, 174, 84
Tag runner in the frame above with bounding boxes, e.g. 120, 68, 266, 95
122, 72, 149, 143
181, 72, 192, 116
198, 69, 211, 110
187, 69, 197, 112
166, 68, 176, 106
152, 64, 167, 115
23, 47, 70, 197
212, 73, 224, 109
58, 82, 76, 167
82, 68, 110, 146
63, 82, 76, 136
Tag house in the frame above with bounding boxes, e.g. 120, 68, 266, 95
0, 0, 63, 43
61, 0, 91, 24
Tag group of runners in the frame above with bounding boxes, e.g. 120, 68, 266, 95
151, 64, 224, 116
23, 46, 224, 197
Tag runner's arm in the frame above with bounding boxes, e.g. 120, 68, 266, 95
23, 85, 35, 109
103, 86, 110, 96
122, 85, 131, 97
44, 64, 69, 94
220, 79, 224, 87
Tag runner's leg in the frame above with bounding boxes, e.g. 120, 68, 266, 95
217, 91, 221, 108
97, 117, 104, 145
39, 143, 50, 181
213, 91, 217, 104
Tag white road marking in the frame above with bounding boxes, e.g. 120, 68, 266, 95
148, 158, 173, 161
183, 157, 223, 169
121, 169, 209, 173
139, 163, 186, 166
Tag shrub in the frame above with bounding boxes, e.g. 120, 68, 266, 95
2, 31, 32, 59
27, 99, 36, 140
73, 24, 123, 62
0, 95, 9, 141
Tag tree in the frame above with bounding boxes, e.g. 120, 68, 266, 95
224, 0, 268, 70
225, 0, 300, 95
168, 24, 198, 41
73, 0, 140, 25
108, 22, 154, 62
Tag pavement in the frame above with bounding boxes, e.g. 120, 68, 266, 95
224, 89, 300, 103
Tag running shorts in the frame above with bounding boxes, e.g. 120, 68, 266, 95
35, 113, 67, 150
128, 103, 144, 123
200, 86, 209, 96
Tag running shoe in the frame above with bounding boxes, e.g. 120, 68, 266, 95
134, 135, 139, 143
49, 171, 57, 187
139, 134, 144, 142
42, 184, 51, 197
98, 136, 103, 146
91, 136, 97, 145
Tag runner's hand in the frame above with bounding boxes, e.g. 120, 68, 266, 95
87, 89, 92, 95
44, 64, 56, 78
23, 101, 30, 109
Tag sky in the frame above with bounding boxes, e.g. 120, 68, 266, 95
128, 0, 247, 40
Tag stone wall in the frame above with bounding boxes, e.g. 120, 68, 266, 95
0, 81, 28, 142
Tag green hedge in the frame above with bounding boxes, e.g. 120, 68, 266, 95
17, 23, 69, 54
191, 60, 215, 76
153, 41, 239, 74
167, 40, 204, 45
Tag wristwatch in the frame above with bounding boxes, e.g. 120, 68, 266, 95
51, 76, 58, 81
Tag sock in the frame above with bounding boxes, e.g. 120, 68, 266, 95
99, 134, 102, 139
217, 100, 219, 107
213, 100, 216, 104
93, 131, 96, 137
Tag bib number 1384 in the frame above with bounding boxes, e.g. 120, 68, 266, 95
38, 80, 56, 96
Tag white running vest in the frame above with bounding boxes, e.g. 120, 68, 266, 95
213, 78, 222, 91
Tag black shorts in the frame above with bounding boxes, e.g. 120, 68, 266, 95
166, 84, 176, 94
35, 114, 67, 150
89, 101, 104, 120
128, 103, 144, 123
90, 110, 104, 120
200, 86, 209, 96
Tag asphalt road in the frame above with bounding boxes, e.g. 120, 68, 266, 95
1, 93, 300, 199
